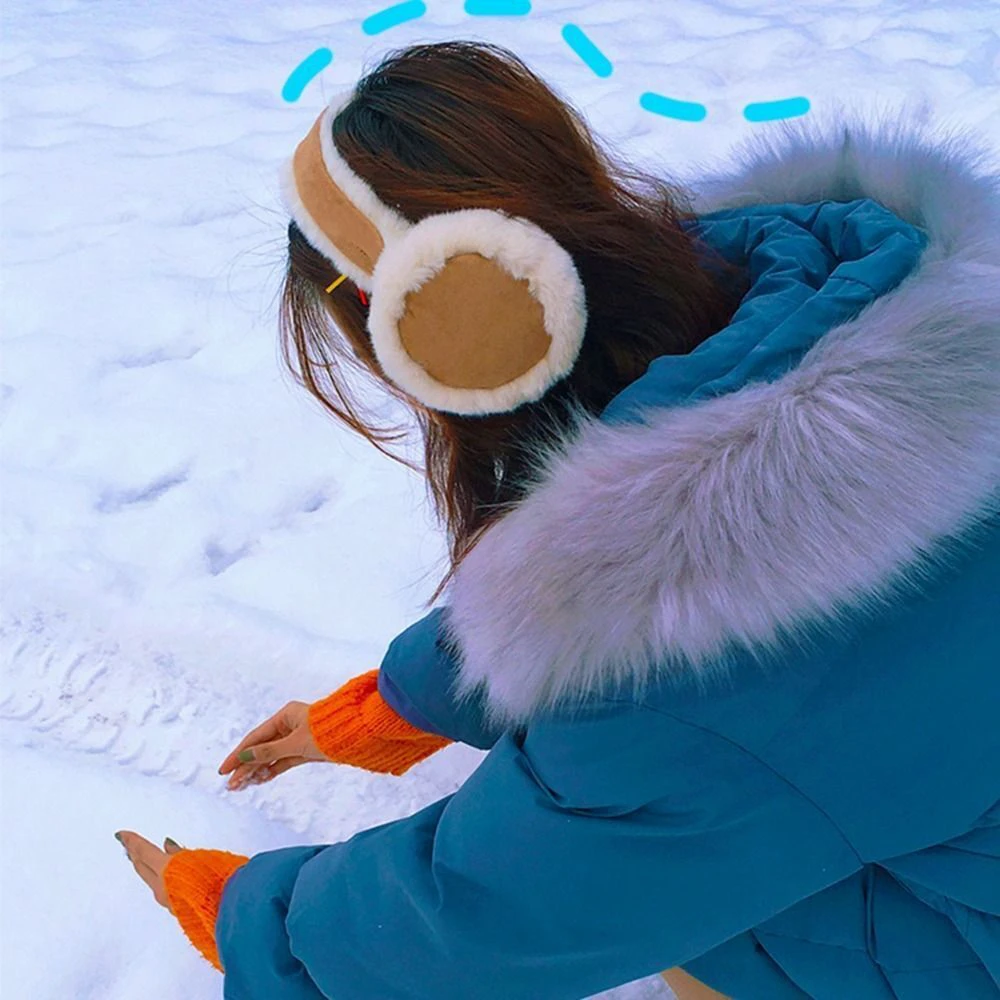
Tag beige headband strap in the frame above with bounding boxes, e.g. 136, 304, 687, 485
292, 112, 384, 278
280, 92, 412, 293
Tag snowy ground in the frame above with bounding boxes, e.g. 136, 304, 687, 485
2, 1, 998, 997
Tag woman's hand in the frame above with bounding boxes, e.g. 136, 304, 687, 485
218, 700, 328, 791
115, 831, 182, 909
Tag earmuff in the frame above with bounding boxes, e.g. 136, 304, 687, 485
280, 89, 589, 417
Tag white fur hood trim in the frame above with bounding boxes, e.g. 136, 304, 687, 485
438, 104, 1000, 729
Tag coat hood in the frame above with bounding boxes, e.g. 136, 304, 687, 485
438, 103, 1000, 730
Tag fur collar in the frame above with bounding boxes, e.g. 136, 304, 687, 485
439, 104, 1000, 729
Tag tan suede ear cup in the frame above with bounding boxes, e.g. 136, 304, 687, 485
367, 208, 588, 416
398, 254, 550, 390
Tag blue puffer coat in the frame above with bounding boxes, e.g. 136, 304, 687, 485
215, 109, 1000, 999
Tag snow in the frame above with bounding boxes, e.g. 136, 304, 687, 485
1, 1, 997, 997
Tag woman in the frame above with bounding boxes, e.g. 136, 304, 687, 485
116, 40, 1000, 1000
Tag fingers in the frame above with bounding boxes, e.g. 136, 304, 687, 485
231, 731, 306, 768
119, 831, 165, 873
226, 756, 306, 791
226, 763, 268, 790
219, 709, 289, 775
227, 761, 264, 790
226, 761, 259, 790
118, 831, 171, 908
135, 860, 170, 908
134, 855, 159, 887
264, 757, 302, 780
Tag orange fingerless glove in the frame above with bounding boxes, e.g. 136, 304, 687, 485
164, 669, 453, 972
163, 848, 250, 972
307, 667, 454, 776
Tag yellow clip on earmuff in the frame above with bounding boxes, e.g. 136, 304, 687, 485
280, 88, 589, 417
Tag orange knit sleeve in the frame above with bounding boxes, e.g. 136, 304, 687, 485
163, 673, 450, 970
307, 668, 454, 776
163, 848, 250, 972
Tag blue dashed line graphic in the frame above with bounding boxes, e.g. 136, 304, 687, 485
744, 96, 811, 122
362, 1, 427, 35
282, 2, 812, 123
465, 0, 532, 14
640, 92, 707, 123
561, 25, 613, 78
282, 48, 334, 102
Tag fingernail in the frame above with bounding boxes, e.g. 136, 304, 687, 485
238, 750, 254, 763
165, 837, 182, 850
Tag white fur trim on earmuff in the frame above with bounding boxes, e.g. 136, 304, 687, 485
367, 209, 589, 416
280, 89, 413, 292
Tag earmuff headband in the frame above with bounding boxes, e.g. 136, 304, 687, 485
280, 90, 589, 416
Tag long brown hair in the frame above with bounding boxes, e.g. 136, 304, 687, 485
279, 40, 749, 609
